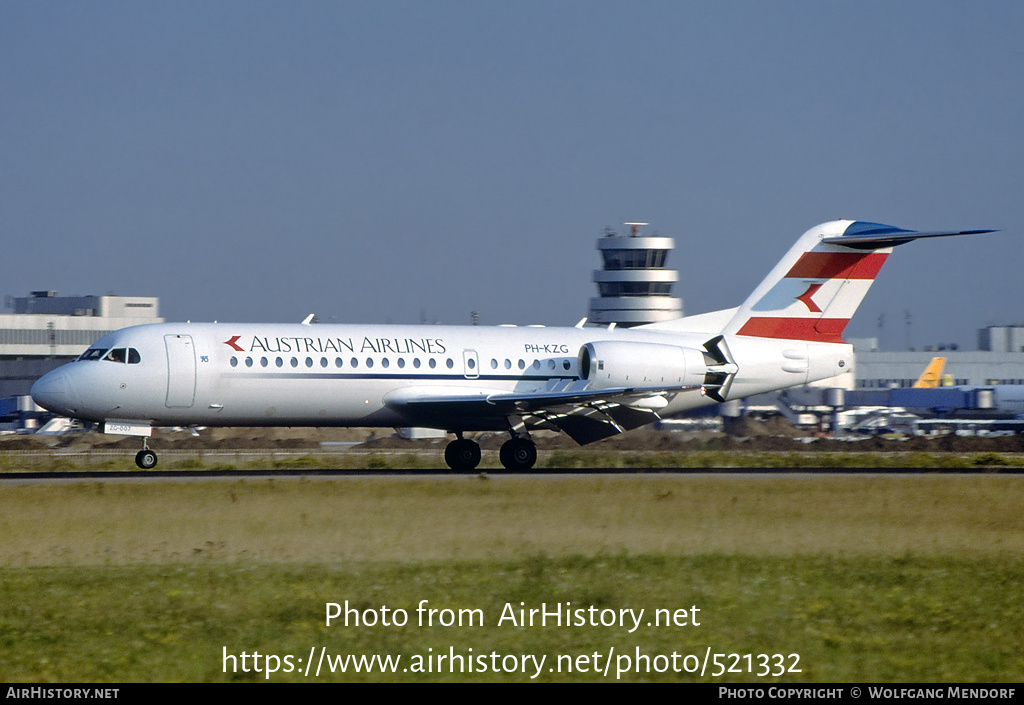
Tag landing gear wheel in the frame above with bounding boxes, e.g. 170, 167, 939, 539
135, 449, 158, 470
444, 438, 481, 471
499, 437, 537, 471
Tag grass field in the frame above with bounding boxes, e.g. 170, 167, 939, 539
1, 472, 1022, 682
3, 446, 1024, 473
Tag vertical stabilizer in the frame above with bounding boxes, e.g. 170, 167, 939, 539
723, 220, 888, 343
722, 221, 993, 344
913, 357, 947, 388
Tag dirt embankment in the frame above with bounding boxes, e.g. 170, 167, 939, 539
5, 414, 1024, 454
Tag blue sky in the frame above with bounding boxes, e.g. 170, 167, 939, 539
3, 1, 1021, 350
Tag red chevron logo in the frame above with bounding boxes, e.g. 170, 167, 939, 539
796, 283, 823, 313
224, 335, 244, 352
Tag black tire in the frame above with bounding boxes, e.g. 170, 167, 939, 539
499, 437, 537, 471
135, 449, 158, 469
444, 438, 481, 471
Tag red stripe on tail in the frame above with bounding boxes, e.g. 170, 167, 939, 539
785, 251, 888, 280
736, 317, 849, 343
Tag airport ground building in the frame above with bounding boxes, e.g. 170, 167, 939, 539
587, 224, 683, 326
855, 351, 1024, 388
852, 328, 1024, 388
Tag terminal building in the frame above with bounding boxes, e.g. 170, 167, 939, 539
587, 223, 682, 327
852, 327, 1024, 388
0, 292, 162, 422
767, 328, 1024, 432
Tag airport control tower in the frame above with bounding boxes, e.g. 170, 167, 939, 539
588, 223, 682, 327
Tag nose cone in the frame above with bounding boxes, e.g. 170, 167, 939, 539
31, 369, 79, 417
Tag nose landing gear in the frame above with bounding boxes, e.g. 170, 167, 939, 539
135, 439, 158, 469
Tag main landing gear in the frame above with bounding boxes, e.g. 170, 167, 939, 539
442, 433, 538, 471
499, 436, 537, 471
135, 439, 158, 469
444, 435, 481, 471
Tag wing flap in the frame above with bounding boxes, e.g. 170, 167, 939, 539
385, 380, 699, 415
383, 380, 701, 444
548, 411, 627, 444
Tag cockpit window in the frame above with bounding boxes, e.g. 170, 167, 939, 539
99, 348, 142, 364
79, 348, 108, 361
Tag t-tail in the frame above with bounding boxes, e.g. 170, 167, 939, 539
722, 220, 994, 344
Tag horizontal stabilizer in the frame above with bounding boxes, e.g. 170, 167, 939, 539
822, 222, 995, 249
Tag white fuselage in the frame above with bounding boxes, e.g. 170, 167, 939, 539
31, 321, 852, 434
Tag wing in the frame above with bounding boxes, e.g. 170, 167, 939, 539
383, 379, 704, 444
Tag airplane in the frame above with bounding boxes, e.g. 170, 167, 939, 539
30, 220, 993, 471
912, 356, 947, 388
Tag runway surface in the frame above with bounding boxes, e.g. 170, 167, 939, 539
3, 466, 1023, 482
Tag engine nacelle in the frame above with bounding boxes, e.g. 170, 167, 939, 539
578, 341, 710, 390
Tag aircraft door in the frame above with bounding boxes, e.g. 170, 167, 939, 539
164, 334, 197, 408
463, 350, 480, 379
